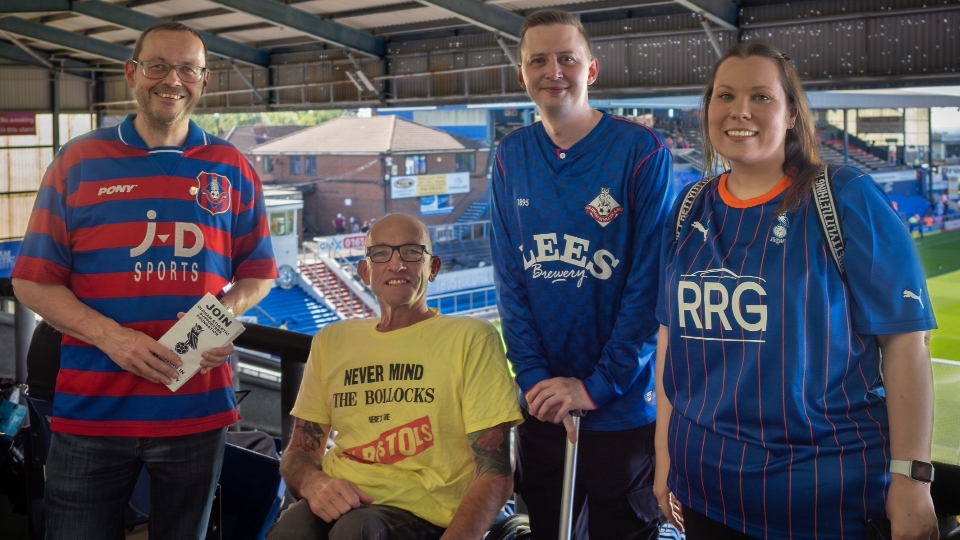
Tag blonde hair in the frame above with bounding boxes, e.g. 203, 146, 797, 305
519, 11, 592, 62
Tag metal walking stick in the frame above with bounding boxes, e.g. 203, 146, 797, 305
558, 410, 586, 540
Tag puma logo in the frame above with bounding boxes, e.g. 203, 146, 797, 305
902, 289, 923, 309
691, 221, 708, 241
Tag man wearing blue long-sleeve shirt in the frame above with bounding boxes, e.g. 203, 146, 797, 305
490, 10, 673, 539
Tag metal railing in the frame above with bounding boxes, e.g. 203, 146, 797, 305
426, 286, 498, 317
233, 323, 311, 446
430, 220, 491, 245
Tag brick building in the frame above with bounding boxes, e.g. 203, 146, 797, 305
249, 116, 490, 236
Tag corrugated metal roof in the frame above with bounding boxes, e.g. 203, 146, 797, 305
2, 0, 958, 112
249, 115, 483, 155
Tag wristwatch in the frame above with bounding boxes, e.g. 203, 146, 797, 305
890, 459, 935, 483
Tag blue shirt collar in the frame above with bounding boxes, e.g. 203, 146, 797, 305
117, 113, 209, 151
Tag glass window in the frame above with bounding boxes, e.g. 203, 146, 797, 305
305, 156, 317, 175
270, 213, 287, 235
404, 155, 426, 175
456, 153, 475, 172
289, 156, 301, 175
269, 210, 297, 236
263, 156, 274, 174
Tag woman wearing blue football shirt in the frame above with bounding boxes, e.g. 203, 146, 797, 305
654, 42, 938, 540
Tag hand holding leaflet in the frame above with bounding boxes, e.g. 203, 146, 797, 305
158, 293, 245, 392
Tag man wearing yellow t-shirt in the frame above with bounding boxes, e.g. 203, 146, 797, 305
267, 214, 522, 540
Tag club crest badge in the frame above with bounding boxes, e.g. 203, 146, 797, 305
584, 187, 623, 227
196, 172, 231, 215
175, 324, 203, 355
770, 213, 789, 245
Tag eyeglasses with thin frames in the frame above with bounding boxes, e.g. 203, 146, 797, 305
131, 60, 207, 83
365, 244, 430, 264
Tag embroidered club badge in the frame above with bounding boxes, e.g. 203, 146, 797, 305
196, 172, 231, 215
585, 187, 623, 227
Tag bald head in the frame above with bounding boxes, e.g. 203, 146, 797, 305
366, 214, 432, 252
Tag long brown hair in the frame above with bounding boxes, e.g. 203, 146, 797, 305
700, 41, 820, 212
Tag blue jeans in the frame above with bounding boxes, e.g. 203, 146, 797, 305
44, 428, 226, 540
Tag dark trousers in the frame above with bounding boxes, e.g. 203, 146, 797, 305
681, 507, 757, 540
44, 429, 225, 540
266, 500, 444, 540
514, 412, 661, 540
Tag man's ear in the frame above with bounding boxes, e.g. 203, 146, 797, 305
428, 255, 442, 281
125, 60, 137, 89
587, 56, 599, 86
357, 260, 371, 285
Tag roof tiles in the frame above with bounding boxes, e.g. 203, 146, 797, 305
249, 115, 483, 155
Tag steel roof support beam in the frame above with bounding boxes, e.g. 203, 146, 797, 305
71, 0, 269, 67
496, 34, 518, 68
205, 0, 386, 58
0, 40, 94, 78
414, 0, 524, 41
673, 0, 737, 31
698, 15, 723, 57
170, 8, 234, 22
0, 30, 53, 68
0, 0, 70, 12
228, 59, 267, 107
0, 16, 131, 62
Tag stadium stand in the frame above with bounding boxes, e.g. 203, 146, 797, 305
241, 286, 341, 336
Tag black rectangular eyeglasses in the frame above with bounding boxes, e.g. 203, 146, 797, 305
365, 244, 430, 263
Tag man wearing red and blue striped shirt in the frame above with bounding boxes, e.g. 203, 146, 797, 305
12, 21, 276, 539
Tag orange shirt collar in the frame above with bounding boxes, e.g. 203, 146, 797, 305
718, 173, 791, 209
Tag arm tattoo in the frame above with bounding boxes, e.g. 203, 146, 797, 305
468, 423, 512, 478
298, 421, 326, 453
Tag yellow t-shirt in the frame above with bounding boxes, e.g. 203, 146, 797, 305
290, 312, 523, 528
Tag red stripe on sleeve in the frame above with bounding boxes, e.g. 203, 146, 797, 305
10, 255, 71, 285
25, 208, 69, 246
235, 258, 279, 280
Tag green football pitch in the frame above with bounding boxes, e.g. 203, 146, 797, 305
919, 228, 960, 362
917, 229, 960, 463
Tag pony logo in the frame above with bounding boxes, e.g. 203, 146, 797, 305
175, 324, 203, 355
196, 172, 231, 215
584, 187, 623, 227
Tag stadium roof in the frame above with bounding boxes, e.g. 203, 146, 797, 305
0, 0, 740, 67
1, 0, 957, 111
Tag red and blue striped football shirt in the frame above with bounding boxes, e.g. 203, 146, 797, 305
13, 114, 278, 437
